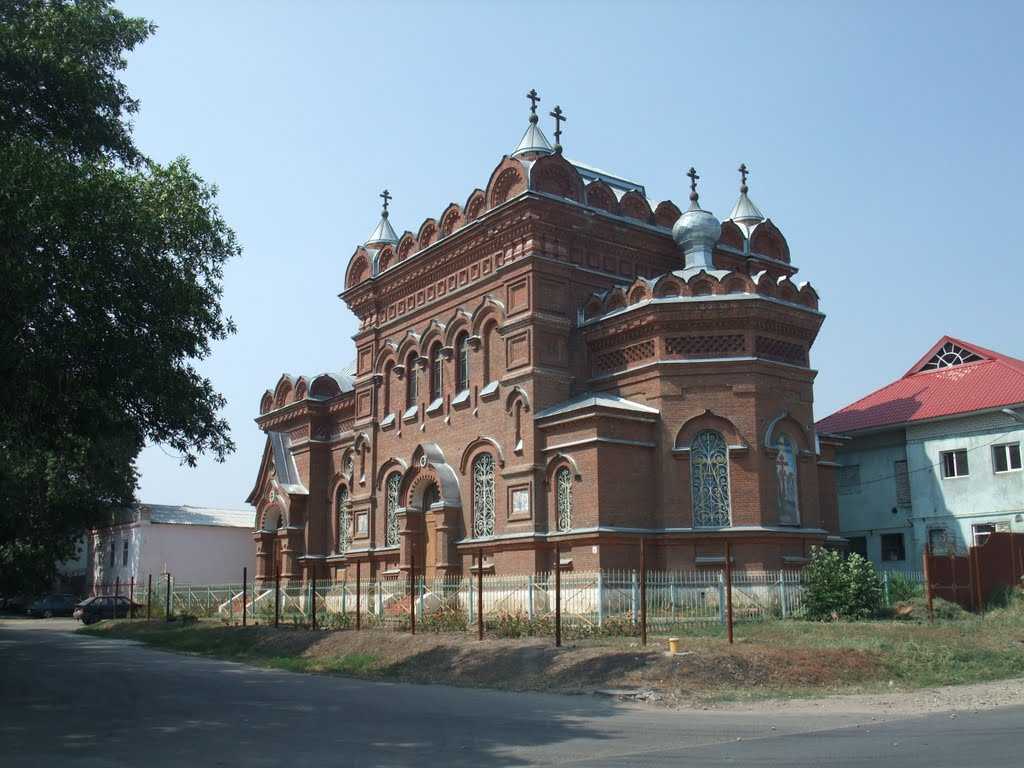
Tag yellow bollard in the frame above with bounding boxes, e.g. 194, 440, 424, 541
668, 637, 680, 654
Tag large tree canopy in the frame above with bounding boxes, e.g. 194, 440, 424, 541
0, 0, 239, 591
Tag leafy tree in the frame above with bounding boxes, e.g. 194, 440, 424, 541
0, 1, 238, 593
803, 547, 884, 620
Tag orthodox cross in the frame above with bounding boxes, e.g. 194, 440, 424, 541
686, 167, 699, 191
550, 105, 566, 152
380, 189, 392, 215
738, 163, 749, 192
526, 88, 540, 116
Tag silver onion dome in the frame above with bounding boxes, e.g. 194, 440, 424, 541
672, 168, 720, 271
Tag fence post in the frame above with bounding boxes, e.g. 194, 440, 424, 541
477, 548, 484, 641
725, 541, 734, 645
409, 546, 416, 636
147, 574, 152, 621
630, 571, 638, 625
922, 544, 934, 622
242, 566, 247, 627
527, 575, 535, 622
355, 561, 361, 631
310, 577, 317, 631
596, 571, 604, 627
274, 557, 280, 628
778, 575, 788, 619
883, 572, 890, 607
129, 576, 134, 620
554, 542, 561, 648
377, 578, 383, 617
419, 576, 425, 621
718, 573, 726, 625
640, 537, 647, 647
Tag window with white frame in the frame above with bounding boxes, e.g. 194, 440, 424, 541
940, 449, 969, 478
992, 443, 1022, 473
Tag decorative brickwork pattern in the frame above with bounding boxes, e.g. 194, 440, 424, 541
666, 334, 745, 359
592, 340, 655, 372
755, 336, 808, 366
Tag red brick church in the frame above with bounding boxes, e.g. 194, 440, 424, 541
247, 91, 842, 585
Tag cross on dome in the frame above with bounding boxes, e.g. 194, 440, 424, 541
728, 162, 765, 228
738, 163, 749, 193
512, 88, 553, 158
686, 167, 700, 203
526, 88, 540, 120
550, 105, 566, 154
380, 188, 392, 215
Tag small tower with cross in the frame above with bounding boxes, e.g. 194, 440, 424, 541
512, 88, 554, 159
365, 188, 399, 246
728, 162, 765, 232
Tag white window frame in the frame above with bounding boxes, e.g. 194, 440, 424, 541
992, 443, 1022, 474
940, 449, 969, 479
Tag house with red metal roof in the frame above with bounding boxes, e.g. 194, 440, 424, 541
817, 337, 1024, 569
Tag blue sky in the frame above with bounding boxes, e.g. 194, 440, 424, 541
119, 0, 1024, 510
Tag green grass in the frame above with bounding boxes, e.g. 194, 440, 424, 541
79, 593, 1024, 700
80, 621, 381, 677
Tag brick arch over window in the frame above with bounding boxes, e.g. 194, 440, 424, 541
459, 436, 506, 474
258, 503, 287, 531
674, 410, 744, 450
408, 442, 462, 509
762, 411, 812, 452
545, 453, 582, 533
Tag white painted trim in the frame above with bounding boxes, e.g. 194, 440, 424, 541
543, 436, 657, 452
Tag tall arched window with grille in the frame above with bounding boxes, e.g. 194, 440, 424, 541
456, 332, 470, 393
690, 430, 731, 527
555, 467, 573, 531
336, 485, 350, 554
385, 472, 401, 547
429, 342, 443, 402
405, 352, 418, 409
472, 453, 495, 537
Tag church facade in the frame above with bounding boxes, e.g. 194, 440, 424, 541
247, 94, 842, 585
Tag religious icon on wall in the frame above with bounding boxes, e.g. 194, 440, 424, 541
775, 433, 800, 525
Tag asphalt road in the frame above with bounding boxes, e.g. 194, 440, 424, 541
1, 618, 1021, 767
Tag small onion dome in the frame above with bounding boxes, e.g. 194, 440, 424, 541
672, 199, 722, 252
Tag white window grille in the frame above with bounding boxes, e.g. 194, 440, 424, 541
921, 341, 981, 370
556, 467, 573, 531
336, 486, 350, 554
385, 473, 401, 547
472, 453, 496, 537
690, 430, 731, 527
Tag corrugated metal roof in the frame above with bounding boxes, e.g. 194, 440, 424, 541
535, 393, 660, 420
817, 336, 1024, 435
144, 504, 253, 528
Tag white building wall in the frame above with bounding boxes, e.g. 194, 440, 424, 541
139, 524, 255, 585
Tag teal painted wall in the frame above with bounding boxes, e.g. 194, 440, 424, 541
836, 410, 1024, 569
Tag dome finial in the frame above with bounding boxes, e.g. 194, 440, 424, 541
365, 189, 399, 246
380, 188, 392, 218
686, 166, 700, 205
549, 104, 566, 154
526, 88, 540, 124
728, 164, 765, 229
738, 163, 749, 194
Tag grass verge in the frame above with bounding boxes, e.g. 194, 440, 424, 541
79, 596, 1024, 705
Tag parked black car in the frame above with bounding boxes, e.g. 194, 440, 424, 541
74, 595, 142, 625
27, 594, 79, 618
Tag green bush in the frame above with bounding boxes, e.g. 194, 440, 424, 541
420, 603, 468, 633
885, 572, 923, 604
486, 610, 553, 638
804, 547, 884, 620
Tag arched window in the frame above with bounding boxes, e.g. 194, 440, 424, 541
690, 430, 731, 527
472, 453, 496, 537
775, 433, 800, 525
481, 319, 496, 384
456, 332, 470, 393
336, 486, 350, 554
513, 400, 523, 452
382, 360, 393, 414
385, 472, 401, 547
555, 467, 573, 531
429, 342, 443, 402
405, 352, 418, 408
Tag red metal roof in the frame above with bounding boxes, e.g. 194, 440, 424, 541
817, 336, 1024, 435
